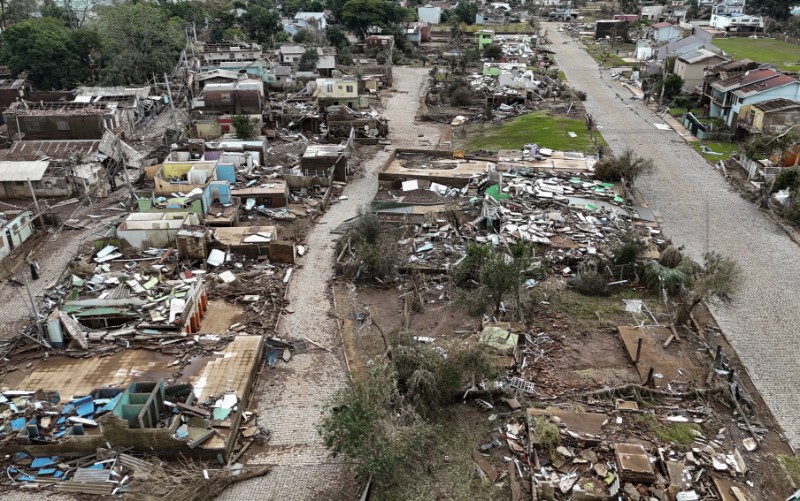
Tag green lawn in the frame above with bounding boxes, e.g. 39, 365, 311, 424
670, 106, 704, 117
463, 111, 604, 153
714, 38, 800, 71
693, 141, 740, 161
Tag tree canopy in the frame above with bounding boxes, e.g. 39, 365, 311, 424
0, 17, 96, 89
241, 0, 282, 44
96, 3, 185, 85
341, 0, 411, 40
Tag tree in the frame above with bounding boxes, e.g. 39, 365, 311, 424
652, 73, 685, 103
231, 115, 259, 139
241, 0, 282, 44
326, 25, 349, 49
319, 365, 436, 486
453, 0, 477, 24
96, 2, 185, 85
748, 0, 793, 20
483, 43, 503, 60
676, 252, 743, 325
292, 27, 312, 43
341, 0, 409, 40
4, 0, 37, 24
298, 47, 320, 70
0, 18, 92, 89
593, 148, 655, 187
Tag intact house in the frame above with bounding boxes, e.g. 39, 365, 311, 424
673, 46, 727, 93
706, 68, 800, 127
737, 98, 800, 136
0, 210, 34, 261
406, 22, 431, 44
650, 22, 682, 42
3, 101, 130, 141
418, 4, 442, 24
710, 0, 763, 32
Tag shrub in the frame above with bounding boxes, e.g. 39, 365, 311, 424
772, 167, 800, 193
449, 86, 474, 106
593, 148, 654, 184
574, 269, 609, 296
571, 89, 587, 101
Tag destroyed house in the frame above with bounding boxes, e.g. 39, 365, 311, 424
138, 180, 239, 226
737, 98, 800, 136
3, 139, 105, 199
708, 68, 800, 127
198, 42, 262, 66
3, 101, 126, 140
4, 338, 262, 459
74, 85, 153, 120
314, 78, 360, 109
116, 212, 201, 250
301, 144, 348, 182
154, 148, 219, 196
0, 210, 34, 261
196, 80, 263, 115
231, 180, 289, 207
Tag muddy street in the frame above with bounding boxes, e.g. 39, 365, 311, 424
546, 23, 800, 449
219, 66, 440, 501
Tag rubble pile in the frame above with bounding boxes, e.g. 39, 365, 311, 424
372, 170, 659, 277
471, 390, 761, 501
3, 447, 157, 495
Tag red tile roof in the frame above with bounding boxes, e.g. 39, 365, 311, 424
735, 74, 799, 97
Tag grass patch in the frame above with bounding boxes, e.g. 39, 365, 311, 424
373, 406, 508, 501
582, 42, 638, 68
669, 107, 703, 117
463, 111, 604, 153
654, 423, 700, 446
714, 37, 800, 72
557, 70, 567, 81
693, 141, 739, 162
780, 455, 800, 485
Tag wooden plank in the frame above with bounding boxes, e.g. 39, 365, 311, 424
472, 449, 500, 482
58, 311, 88, 350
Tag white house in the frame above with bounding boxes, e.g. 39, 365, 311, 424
294, 12, 327, 30
650, 22, 683, 42
710, 0, 763, 31
417, 4, 442, 24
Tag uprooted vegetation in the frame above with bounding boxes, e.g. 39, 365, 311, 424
319, 341, 497, 487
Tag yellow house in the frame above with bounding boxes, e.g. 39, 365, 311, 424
314, 78, 360, 108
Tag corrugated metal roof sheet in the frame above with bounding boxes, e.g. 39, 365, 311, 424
735, 74, 799, 97
0, 160, 49, 181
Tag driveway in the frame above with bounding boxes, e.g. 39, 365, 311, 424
546, 24, 800, 448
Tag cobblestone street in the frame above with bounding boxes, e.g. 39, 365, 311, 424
547, 24, 800, 449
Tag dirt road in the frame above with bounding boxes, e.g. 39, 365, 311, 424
220, 67, 440, 500
546, 24, 800, 448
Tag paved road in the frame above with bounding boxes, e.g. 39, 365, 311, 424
546, 24, 800, 448
220, 67, 441, 500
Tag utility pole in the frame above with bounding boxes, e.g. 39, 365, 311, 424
658, 57, 667, 108
164, 73, 180, 140
26, 178, 40, 215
